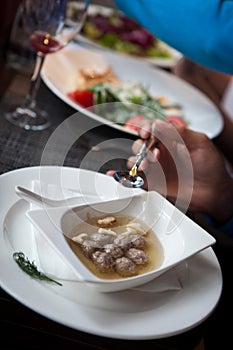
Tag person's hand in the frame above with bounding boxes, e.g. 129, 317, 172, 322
125, 119, 233, 222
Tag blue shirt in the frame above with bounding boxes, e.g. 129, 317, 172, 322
115, 0, 233, 74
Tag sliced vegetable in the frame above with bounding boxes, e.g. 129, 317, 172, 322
67, 90, 94, 108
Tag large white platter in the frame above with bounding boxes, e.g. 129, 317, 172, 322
41, 43, 223, 139
0, 166, 222, 340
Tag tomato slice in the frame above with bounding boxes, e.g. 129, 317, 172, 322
67, 90, 94, 108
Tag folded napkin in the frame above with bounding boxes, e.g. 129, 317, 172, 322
30, 180, 187, 293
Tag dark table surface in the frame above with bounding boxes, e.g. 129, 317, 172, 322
0, 57, 209, 350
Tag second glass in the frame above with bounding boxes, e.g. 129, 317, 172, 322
5, 0, 89, 131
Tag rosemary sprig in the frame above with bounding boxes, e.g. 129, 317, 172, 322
13, 252, 62, 286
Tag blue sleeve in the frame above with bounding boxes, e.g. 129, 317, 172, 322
114, 0, 233, 74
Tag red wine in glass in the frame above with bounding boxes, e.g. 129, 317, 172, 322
4, 0, 90, 131
30, 31, 64, 54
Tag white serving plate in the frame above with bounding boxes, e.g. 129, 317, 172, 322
41, 43, 223, 139
0, 166, 222, 340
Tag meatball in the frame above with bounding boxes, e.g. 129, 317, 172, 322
126, 248, 148, 265
114, 233, 146, 251
89, 233, 115, 247
91, 251, 115, 273
81, 239, 99, 258
130, 234, 147, 249
113, 234, 133, 250
115, 257, 136, 277
103, 243, 123, 259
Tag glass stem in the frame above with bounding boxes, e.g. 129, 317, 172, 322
24, 52, 45, 109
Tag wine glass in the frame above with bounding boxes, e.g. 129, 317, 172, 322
4, 0, 89, 131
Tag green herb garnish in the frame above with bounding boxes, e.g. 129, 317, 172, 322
13, 252, 62, 286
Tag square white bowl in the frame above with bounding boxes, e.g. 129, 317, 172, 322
27, 191, 215, 292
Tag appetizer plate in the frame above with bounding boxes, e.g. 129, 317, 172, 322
0, 166, 222, 339
76, 3, 182, 69
41, 43, 223, 139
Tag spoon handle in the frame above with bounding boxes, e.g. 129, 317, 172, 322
15, 185, 96, 208
131, 121, 157, 172
15, 186, 53, 207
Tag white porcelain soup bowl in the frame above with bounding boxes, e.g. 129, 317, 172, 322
27, 191, 215, 293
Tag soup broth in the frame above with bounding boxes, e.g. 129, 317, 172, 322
66, 214, 164, 280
